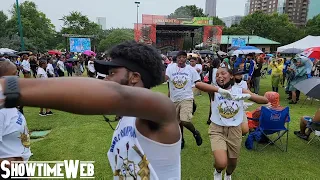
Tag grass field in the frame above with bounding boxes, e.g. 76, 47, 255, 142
25, 76, 320, 179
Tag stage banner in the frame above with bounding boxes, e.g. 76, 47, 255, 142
134, 23, 156, 45
69, 38, 91, 52
142, 14, 181, 25
203, 26, 223, 46
231, 38, 246, 47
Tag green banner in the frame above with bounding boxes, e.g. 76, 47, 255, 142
181, 17, 214, 26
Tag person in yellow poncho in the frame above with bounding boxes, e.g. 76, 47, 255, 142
270, 58, 284, 92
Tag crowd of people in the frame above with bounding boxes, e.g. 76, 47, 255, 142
0, 41, 319, 180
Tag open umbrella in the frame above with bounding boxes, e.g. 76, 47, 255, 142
232, 46, 263, 56
294, 77, 320, 99
83, 50, 96, 57
281, 48, 303, 54
301, 47, 320, 59
67, 58, 79, 63
0, 48, 17, 54
17, 51, 32, 56
48, 50, 62, 55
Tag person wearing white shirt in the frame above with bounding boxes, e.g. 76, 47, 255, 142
21, 55, 31, 78
0, 60, 31, 178
189, 57, 202, 96
57, 56, 65, 77
37, 60, 53, 116
166, 51, 203, 149
87, 56, 96, 78
46, 59, 55, 77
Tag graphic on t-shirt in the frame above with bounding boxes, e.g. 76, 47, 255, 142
218, 101, 240, 119
172, 76, 188, 89
114, 142, 150, 180
19, 126, 30, 148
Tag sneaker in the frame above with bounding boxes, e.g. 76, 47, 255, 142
193, 130, 203, 146
224, 174, 232, 180
46, 111, 53, 116
294, 131, 309, 141
214, 169, 222, 180
39, 112, 46, 117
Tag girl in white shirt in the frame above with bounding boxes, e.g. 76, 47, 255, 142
37, 60, 53, 116
46, 58, 55, 78
196, 67, 268, 180
21, 55, 31, 78
0, 60, 31, 178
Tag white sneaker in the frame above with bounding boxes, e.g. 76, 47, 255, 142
224, 174, 232, 180
214, 169, 222, 180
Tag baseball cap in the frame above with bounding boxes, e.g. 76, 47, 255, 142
233, 68, 244, 75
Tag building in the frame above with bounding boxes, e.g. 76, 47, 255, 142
96, 17, 107, 30
244, 0, 250, 15
221, 16, 243, 27
248, 0, 310, 26
308, 0, 320, 20
205, 0, 217, 17
219, 35, 281, 52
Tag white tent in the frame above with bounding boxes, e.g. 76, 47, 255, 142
277, 35, 320, 52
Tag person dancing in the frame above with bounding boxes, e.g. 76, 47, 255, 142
0, 41, 182, 180
196, 67, 268, 180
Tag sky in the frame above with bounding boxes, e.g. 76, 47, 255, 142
1, 0, 246, 30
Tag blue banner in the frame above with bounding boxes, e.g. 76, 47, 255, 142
231, 38, 246, 47
69, 38, 91, 52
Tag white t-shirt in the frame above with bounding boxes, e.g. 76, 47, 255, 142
211, 68, 218, 85
234, 80, 248, 90
166, 64, 200, 102
46, 63, 54, 76
211, 86, 244, 127
107, 117, 181, 180
37, 67, 48, 79
88, 60, 96, 73
0, 108, 32, 161
57, 60, 65, 71
195, 64, 202, 74
21, 60, 31, 72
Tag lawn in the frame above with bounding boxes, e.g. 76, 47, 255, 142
25, 76, 320, 179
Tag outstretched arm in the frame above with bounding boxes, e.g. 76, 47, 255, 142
242, 89, 269, 104
1, 77, 176, 125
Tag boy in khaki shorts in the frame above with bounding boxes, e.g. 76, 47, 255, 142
166, 51, 203, 149
196, 67, 268, 180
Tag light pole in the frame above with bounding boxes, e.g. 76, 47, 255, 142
135, 1, 140, 32
16, 0, 25, 51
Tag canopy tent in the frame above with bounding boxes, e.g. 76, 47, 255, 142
277, 35, 320, 52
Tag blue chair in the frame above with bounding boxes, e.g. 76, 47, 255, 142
255, 106, 290, 152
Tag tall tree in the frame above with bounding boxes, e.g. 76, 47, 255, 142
6, 1, 55, 51
98, 29, 134, 52
61, 11, 101, 36
0, 11, 8, 38
169, 5, 207, 18
305, 14, 320, 36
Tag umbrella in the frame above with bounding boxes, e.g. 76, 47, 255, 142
232, 49, 263, 56
4, 53, 18, 58
48, 50, 62, 55
199, 50, 214, 55
17, 51, 32, 56
0, 48, 17, 54
217, 51, 228, 56
83, 50, 96, 57
281, 48, 303, 54
167, 51, 179, 57
294, 77, 320, 99
266, 54, 274, 57
301, 47, 320, 59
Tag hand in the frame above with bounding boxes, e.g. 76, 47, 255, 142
218, 88, 232, 99
232, 94, 252, 101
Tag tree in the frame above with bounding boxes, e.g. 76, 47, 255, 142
169, 5, 207, 18
6, 1, 55, 51
223, 24, 249, 35
61, 11, 101, 36
0, 35, 36, 51
305, 14, 320, 36
98, 29, 134, 52
0, 11, 8, 38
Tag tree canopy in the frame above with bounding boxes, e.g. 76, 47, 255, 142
98, 29, 134, 52
305, 14, 320, 36
169, 5, 207, 18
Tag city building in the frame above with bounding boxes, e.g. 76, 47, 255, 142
221, 16, 243, 27
307, 0, 320, 20
248, 0, 310, 26
244, 0, 250, 16
96, 17, 107, 30
205, 0, 217, 17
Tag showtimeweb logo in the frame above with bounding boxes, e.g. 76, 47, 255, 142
0, 160, 94, 179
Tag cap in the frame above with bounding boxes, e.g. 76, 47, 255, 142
233, 68, 244, 75
176, 51, 187, 57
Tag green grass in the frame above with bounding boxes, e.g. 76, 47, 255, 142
25, 76, 320, 179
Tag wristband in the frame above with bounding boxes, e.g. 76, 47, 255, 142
3, 76, 20, 108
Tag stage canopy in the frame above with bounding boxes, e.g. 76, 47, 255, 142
277, 35, 320, 52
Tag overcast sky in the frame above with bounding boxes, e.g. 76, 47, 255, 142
1, 0, 246, 30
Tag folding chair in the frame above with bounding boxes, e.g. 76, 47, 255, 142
255, 106, 290, 152
307, 122, 320, 145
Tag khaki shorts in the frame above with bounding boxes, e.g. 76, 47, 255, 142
208, 123, 242, 158
174, 99, 193, 123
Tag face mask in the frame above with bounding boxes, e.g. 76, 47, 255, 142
235, 78, 242, 83
217, 80, 233, 89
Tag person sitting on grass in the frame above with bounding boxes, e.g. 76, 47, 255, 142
294, 108, 320, 140
247, 91, 285, 130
